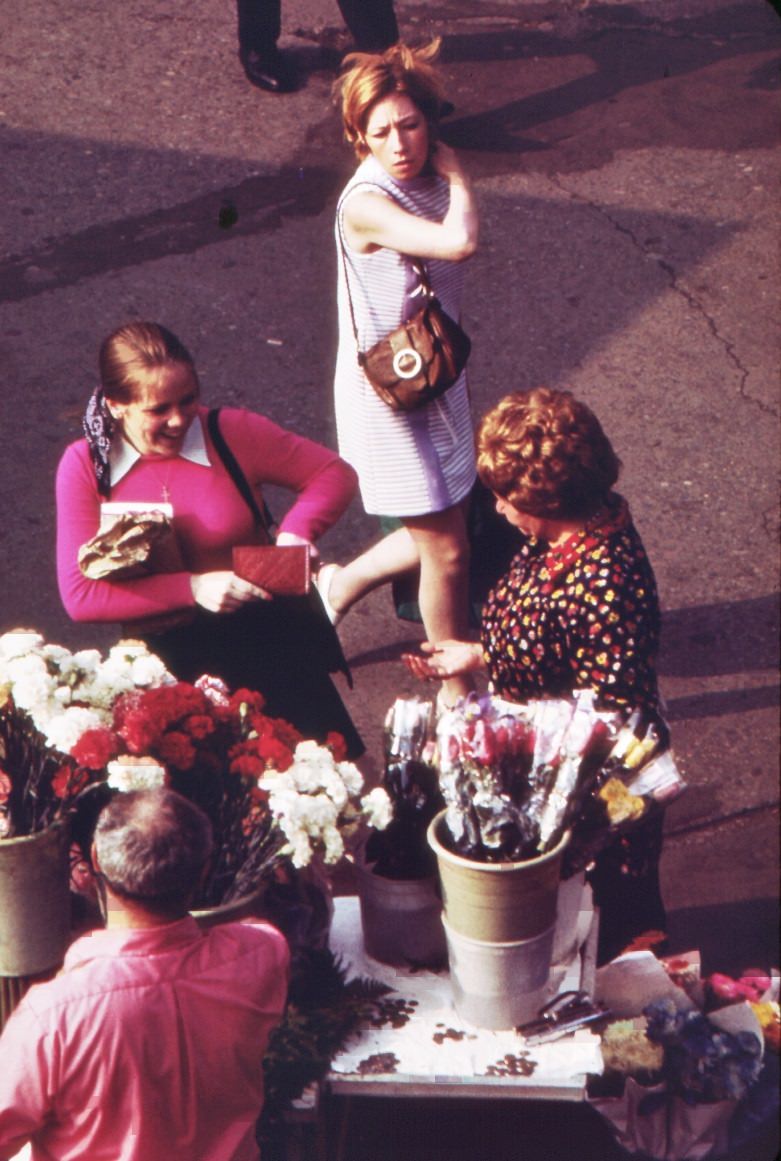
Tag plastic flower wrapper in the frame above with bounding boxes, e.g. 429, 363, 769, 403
435, 694, 539, 860
363, 697, 444, 879
589, 948, 776, 1160
562, 708, 685, 876
433, 687, 687, 875
527, 692, 615, 850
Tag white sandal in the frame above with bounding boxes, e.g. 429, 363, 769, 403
314, 563, 343, 626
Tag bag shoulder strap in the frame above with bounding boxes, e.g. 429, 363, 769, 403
336, 182, 433, 352
207, 408, 275, 540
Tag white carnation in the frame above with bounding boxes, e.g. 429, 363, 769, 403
44, 706, 104, 755
68, 649, 103, 678
337, 760, 364, 796
0, 631, 45, 662
322, 824, 345, 863
130, 652, 172, 687
107, 762, 167, 793
319, 768, 349, 810
288, 832, 313, 868
52, 684, 73, 709
5, 655, 54, 718
41, 643, 72, 668
361, 787, 393, 830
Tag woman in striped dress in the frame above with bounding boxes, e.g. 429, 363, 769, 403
319, 41, 479, 708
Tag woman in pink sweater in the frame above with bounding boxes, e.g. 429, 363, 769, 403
56, 321, 363, 756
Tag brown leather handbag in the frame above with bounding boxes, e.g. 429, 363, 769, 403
356, 261, 471, 411
339, 191, 471, 412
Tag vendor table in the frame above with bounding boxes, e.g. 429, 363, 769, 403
325, 894, 603, 1104
283, 894, 604, 1160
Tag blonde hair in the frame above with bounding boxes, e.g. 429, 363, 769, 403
334, 40, 445, 159
477, 388, 621, 520
99, 321, 197, 403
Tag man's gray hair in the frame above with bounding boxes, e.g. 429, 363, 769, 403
94, 788, 213, 907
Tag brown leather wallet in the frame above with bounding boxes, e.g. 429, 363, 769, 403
232, 545, 311, 596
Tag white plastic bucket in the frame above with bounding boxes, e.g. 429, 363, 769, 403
442, 915, 554, 1030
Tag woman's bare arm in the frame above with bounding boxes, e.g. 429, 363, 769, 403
343, 144, 478, 260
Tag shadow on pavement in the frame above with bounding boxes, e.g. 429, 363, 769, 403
666, 895, 780, 973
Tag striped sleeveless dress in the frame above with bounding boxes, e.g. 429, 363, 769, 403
334, 155, 476, 517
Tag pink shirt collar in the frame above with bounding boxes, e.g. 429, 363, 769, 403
64, 915, 204, 968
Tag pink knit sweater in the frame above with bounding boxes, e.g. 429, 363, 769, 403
56, 406, 357, 624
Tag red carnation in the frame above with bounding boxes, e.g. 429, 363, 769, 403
229, 752, 266, 780
183, 714, 215, 741
158, 730, 197, 771
255, 734, 295, 771
70, 727, 121, 771
230, 689, 266, 716
117, 706, 163, 755
52, 765, 90, 800
326, 732, 347, 762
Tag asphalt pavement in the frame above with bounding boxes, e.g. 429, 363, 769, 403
0, 1, 779, 1157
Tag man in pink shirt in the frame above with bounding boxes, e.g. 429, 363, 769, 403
0, 788, 290, 1161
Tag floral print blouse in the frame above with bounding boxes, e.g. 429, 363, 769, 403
481, 495, 660, 717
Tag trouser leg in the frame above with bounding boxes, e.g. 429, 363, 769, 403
336, 0, 398, 51
236, 0, 281, 53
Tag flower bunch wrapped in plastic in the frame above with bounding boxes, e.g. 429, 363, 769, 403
435, 691, 684, 864
362, 697, 444, 879
642, 996, 763, 1104
588, 949, 778, 1160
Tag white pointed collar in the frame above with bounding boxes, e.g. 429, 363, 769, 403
109, 414, 211, 485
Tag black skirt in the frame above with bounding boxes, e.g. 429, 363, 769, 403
142, 594, 364, 760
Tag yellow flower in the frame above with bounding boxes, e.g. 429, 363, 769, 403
598, 778, 646, 824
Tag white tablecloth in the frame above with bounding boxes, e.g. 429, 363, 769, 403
327, 895, 603, 1099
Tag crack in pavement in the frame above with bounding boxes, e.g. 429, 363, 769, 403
550, 174, 776, 420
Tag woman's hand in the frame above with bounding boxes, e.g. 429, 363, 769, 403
402, 639, 485, 681
190, 571, 270, 614
430, 141, 466, 184
276, 531, 320, 565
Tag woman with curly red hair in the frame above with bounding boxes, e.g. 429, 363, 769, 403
405, 387, 668, 960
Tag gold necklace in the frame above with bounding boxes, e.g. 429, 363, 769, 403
149, 459, 175, 504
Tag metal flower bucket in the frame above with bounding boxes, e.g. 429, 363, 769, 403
0, 819, 71, 977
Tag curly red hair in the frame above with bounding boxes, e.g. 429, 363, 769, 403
476, 388, 621, 520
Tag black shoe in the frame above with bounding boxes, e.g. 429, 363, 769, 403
239, 48, 298, 93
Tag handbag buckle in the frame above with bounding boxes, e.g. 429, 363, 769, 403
393, 347, 424, 380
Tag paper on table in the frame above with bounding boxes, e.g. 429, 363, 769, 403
328, 897, 603, 1085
